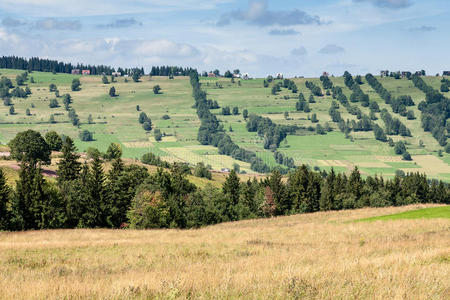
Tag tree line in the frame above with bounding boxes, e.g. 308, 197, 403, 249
411, 74, 449, 146
191, 71, 271, 173
150, 66, 197, 76
0, 129, 448, 231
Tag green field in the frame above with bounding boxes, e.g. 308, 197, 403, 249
0, 69, 449, 180
356, 206, 450, 222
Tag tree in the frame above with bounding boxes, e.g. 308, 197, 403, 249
49, 114, 56, 124
136, 105, 140, 111
102, 75, 109, 84
71, 78, 81, 91
143, 121, 152, 131
87, 114, 93, 124
153, 85, 161, 94
232, 106, 239, 115
109, 86, 116, 97
0, 168, 10, 230
243, 109, 248, 119
57, 136, 81, 183
25, 108, 31, 116
138, 112, 149, 124
49, 99, 59, 108
83, 155, 108, 227
222, 170, 240, 221
154, 129, 163, 142
311, 113, 318, 123
45, 131, 62, 151
8, 130, 51, 166
49, 83, 57, 92
105, 143, 122, 160
79, 130, 93, 141
132, 71, 141, 82
9, 106, 14, 115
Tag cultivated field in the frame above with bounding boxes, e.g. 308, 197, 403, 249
0, 69, 449, 181
0, 205, 448, 299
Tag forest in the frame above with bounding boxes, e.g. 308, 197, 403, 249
0, 128, 448, 231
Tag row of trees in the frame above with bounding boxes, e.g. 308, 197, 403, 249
150, 66, 196, 76
1, 130, 448, 231
246, 114, 297, 151
190, 71, 271, 173
411, 75, 449, 146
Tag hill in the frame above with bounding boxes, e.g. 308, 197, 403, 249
0, 205, 448, 299
0, 69, 449, 181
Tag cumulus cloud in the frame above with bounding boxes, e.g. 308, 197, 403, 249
97, 18, 142, 29
291, 46, 307, 56
318, 44, 345, 54
35, 18, 81, 30
122, 39, 199, 58
269, 29, 300, 36
2, 17, 26, 27
353, 0, 413, 9
408, 25, 436, 32
217, 0, 326, 27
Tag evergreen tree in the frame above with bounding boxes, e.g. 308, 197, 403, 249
0, 169, 10, 230
222, 170, 240, 220
57, 137, 81, 183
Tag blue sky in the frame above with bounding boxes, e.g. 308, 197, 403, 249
0, 0, 448, 77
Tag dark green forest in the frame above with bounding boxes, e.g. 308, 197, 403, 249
0, 128, 448, 231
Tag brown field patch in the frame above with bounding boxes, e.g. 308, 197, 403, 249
412, 155, 450, 175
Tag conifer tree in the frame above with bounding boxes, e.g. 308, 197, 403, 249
57, 137, 81, 183
0, 169, 10, 230
222, 170, 240, 220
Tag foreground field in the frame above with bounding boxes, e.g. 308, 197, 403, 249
0, 205, 448, 299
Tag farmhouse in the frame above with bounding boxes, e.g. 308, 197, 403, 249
233, 73, 241, 78
71, 69, 80, 75
380, 70, 389, 77
82, 70, 91, 75
242, 73, 250, 80
111, 72, 121, 77
401, 71, 411, 78
208, 73, 217, 78
276, 73, 283, 79
443, 71, 450, 76
221, 168, 230, 173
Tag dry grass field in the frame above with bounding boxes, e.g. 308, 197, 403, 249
0, 205, 448, 299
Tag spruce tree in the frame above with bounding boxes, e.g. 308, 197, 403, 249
0, 169, 10, 230
83, 155, 108, 227
57, 137, 81, 183
222, 170, 240, 220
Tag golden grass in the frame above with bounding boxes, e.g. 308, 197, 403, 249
0, 205, 448, 299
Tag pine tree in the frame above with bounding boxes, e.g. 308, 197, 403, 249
0, 169, 10, 230
57, 137, 81, 183
83, 155, 108, 227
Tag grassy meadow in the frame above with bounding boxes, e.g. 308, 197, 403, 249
0, 69, 449, 181
0, 204, 448, 299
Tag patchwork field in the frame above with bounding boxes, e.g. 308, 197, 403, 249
0, 205, 448, 299
0, 69, 449, 181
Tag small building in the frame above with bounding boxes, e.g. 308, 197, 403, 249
401, 71, 411, 78
242, 73, 250, 80
232, 73, 241, 78
276, 73, 283, 80
208, 72, 217, 78
71, 69, 80, 75
82, 69, 91, 75
380, 70, 389, 77
221, 168, 230, 173
111, 72, 121, 77
443, 71, 450, 76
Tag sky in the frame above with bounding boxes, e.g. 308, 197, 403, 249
0, 0, 448, 77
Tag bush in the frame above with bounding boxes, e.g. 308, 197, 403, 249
153, 85, 161, 94
127, 190, 169, 229
71, 78, 81, 91
194, 162, 212, 180
161, 114, 170, 120
79, 130, 93, 141
45, 131, 63, 151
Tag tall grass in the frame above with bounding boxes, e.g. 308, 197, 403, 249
0, 204, 448, 299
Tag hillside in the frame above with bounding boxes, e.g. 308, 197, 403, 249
0, 205, 448, 299
0, 69, 449, 181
